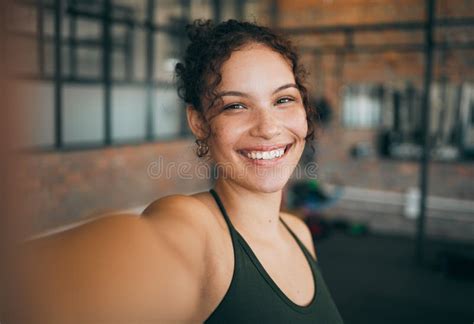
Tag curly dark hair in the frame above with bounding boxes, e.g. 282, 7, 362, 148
175, 19, 316, 157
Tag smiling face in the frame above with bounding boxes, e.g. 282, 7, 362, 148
188, 43, 308, 193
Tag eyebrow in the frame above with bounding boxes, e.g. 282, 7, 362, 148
216, 83, 299, 98
272, 83, 299, 94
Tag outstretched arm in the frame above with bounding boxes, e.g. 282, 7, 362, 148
7, 195, 211, 323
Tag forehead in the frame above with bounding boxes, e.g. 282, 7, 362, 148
218, 44, 296, 91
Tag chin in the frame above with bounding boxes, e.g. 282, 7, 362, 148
236, 169, 293, 194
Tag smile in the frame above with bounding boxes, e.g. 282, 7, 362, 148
238, 144, 292, 162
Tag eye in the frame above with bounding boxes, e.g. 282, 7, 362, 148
276, 97, 295, 105
223, 103, 246, 110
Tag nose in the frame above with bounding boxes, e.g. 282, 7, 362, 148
249, 107, 282, 139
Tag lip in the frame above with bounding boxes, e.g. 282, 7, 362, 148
237, 143, 293, 165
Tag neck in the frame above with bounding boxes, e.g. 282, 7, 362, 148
214, 179, 283, 239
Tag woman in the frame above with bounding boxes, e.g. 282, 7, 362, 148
13, 20, 343, 323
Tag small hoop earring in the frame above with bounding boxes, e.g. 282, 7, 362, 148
195, 139, 209, 157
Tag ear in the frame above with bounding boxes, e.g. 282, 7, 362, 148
186, 105, 208, 139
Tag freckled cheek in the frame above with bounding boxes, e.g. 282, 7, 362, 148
282, 109, 308, 140
208, 123, 242, 156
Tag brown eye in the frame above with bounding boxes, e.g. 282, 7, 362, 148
276, 97, 294, 105
224, 103, 246, 110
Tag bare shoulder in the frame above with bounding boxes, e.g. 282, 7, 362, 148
141, 193, 219, 263
140, 192, 232, 274
280, 211, 317, 261
142, 193, 216, 231
143, 193, 211, 215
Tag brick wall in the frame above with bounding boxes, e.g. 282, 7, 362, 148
16, 140, 211, 235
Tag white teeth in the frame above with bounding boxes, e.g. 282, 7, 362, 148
244, 147, 286, 160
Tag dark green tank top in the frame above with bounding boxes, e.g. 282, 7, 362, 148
206, 189, 344, 323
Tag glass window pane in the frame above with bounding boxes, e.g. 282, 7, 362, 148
76, 18, 101, 39
63, 85, 104, 145
43, 43, 70, 77
76, 47, 101, 79
155, 0, 183, 25
112, 51, 126, 80
112, 86, 147, 142
221, 0, 237, 21
153, 87, 182, 138
133, 29, 146, 82
113, 0, 147, 22
155, 32, 181, 82
191, 0, 212, 20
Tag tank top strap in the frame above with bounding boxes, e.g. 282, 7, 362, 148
209, 189, 238, 234
210, 188, 315, 262
279, 217, 317, 263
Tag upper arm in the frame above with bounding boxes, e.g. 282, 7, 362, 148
12, 196, 211, 322
141, 194, 212, 290
280, 212, 317, 261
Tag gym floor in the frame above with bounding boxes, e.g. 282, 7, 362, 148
315, 230, 474, 324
